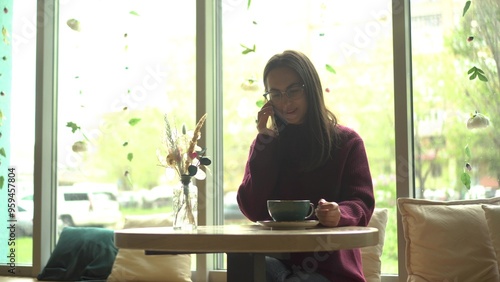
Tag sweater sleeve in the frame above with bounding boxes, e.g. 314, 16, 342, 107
237, 133, 280, 222
336, 132, 375, 227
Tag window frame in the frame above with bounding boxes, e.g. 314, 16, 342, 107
392, 0, 413, 280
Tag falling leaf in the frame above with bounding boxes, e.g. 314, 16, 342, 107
128, 118, 141, 126
247, 0, 252, 9
326, 64, 336, 74
460, 172, 471, 189
0, 176, 4, 190
123, 142, 129, 147
2, 26, 10, 44
127, 152, 133, 161
3, 7, 8, 13
462, 1, 471, 17
464, 144, 471, 160
256, 100, 265, 108
325, 88, 330, 93
0, 147, 5, 157
130, 11, 140, 16
477, 74, 488, 82
66, 121, 81, 133
467, 36, 474, 42
66, 19, 81, 32
467, 66, 488, 82
241, 78, 259, 91
240, 44, 256, 54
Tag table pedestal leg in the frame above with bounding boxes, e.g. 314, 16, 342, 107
226, 253, 265, 282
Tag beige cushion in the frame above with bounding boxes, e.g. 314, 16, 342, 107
361, 208, 388, 282
398, 197, 500, 282
107, 214, 192, 282
482, 204, 500, 274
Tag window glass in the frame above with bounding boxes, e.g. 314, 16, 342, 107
411, 0, 499, 200
0, 0, 37, 267
55, 0, 196, 266
222, 0, 397, 274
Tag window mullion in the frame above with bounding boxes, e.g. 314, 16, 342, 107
392, 0, 414, 280
33, 0, 59, 276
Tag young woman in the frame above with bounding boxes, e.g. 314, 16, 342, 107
237, 50, 375, 282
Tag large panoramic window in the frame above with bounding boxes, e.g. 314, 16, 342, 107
3, 0, 498, 280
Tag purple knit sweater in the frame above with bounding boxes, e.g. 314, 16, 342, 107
237, 124, 375, 282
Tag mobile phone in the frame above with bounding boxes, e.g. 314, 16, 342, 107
268, 111, 287, 136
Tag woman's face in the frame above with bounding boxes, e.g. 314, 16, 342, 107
266, 67, 307, 125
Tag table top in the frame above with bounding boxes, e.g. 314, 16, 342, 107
114, 224, 379, 253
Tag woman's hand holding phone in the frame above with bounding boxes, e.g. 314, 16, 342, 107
256, 101, 279, 137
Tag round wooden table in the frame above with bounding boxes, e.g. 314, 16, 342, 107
114, 224, 379, 282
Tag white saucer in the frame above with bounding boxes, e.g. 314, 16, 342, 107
257, 220, 319, 229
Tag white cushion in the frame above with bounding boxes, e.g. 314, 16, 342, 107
361, 208, 388, 282
482, 204, 500, 274
398, 197, 500, 282
107, 214, 192, 282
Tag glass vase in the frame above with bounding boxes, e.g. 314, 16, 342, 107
173, 175, 198, 230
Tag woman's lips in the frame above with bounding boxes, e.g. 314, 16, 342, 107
285, 108, 297, 116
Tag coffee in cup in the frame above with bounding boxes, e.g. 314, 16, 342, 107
267, 200, 315, 221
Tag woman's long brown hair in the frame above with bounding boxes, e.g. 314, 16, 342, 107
263, 50, 341, 171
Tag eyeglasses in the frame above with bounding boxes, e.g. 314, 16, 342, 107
263, 83, 305, 103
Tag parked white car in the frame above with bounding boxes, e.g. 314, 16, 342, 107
57, 182, 122, 228
16, 204, 34, 237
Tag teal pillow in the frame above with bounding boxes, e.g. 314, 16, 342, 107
37, 227, 118, 281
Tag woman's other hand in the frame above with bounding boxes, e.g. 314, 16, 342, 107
256, 101, 277, 137
315, 199, 341, 227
